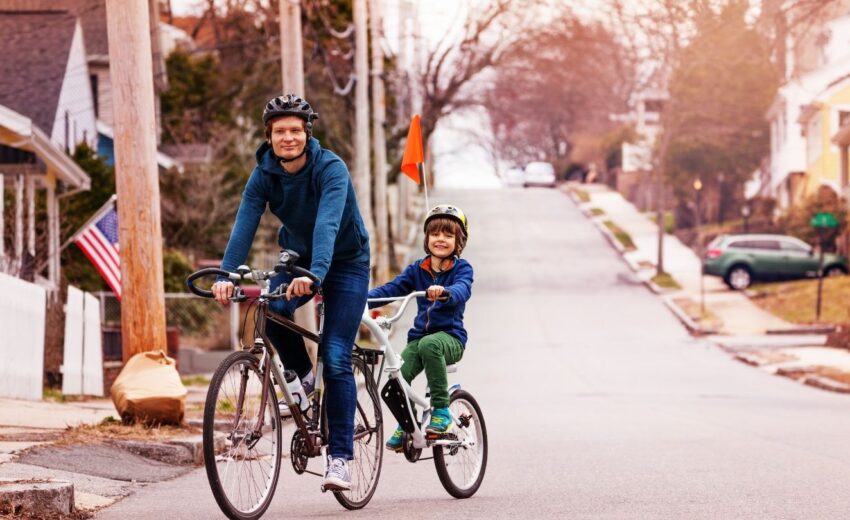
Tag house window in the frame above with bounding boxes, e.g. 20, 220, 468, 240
90, 74, 99, 118
839, 110, 850, 130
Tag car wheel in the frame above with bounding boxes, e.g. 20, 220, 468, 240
725, 265, 752, 290
825, 266, 846, 277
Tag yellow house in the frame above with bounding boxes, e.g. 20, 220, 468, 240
797, 75, 850, 199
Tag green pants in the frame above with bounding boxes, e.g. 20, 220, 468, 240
400, 332, 464, 409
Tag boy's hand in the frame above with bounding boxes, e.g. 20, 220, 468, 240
426, 285, 445, 301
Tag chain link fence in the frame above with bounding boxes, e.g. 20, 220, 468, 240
94, 292, 238, 361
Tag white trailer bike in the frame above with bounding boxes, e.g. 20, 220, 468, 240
361, 292, 488, 498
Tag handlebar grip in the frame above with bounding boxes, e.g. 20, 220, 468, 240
186, 268, 234, 298
291, 266, 322, 288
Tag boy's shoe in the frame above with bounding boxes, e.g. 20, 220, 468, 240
425, 408, 453, 436
385, 426, 405, 452
322, 456, 351, 491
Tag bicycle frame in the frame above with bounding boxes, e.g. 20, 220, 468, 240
361, 292, 461, 450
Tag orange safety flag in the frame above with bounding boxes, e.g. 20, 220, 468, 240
401, 114, 424, 184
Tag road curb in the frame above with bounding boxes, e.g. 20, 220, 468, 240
766, 325, 838, 335
660, 295, 717, 336
0, 478, 74, 517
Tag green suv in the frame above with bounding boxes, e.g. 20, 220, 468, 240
703, 234, 848, 290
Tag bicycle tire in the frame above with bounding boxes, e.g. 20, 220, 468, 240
433, 389, 488, 499
333, 354, 384, 510
203, 351, 283, 520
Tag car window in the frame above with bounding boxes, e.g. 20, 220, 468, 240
749, 240, 780, 250
780, 240, 810, 253
727, 240, 750, 249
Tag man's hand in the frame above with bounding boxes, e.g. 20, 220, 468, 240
286, 276, 315, 300
426, 285, 446, 301
212, 281, 234, 305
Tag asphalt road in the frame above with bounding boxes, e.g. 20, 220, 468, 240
97, 187, 850, 519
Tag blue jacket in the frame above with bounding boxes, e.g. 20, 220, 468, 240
220, 138, 370, 282
368, 256, 473, 346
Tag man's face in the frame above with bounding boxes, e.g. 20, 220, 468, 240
269, 116, 307, 159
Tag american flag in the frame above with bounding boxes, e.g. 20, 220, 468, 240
73, 198, 121, 299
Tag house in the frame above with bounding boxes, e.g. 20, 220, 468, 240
0, 10, 96, 289
611, 89, 667, 211
764, 2, 850, 207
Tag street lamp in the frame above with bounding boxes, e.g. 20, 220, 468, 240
741, 204, 751, 233
693, 179, 704, 315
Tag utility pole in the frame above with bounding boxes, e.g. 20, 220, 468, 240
105, 0, 167, 361
370, 0, 389, 284
279, 0, 305, 95
354, 0, 374, 245
278, 0, 318, 362
396, 0, 414, 243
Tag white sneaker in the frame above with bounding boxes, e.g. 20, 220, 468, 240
322, 456, 351, 491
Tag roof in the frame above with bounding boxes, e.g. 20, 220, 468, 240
0, 104, 90, 189
0, 0, 107, 55
0, 10, 78, 135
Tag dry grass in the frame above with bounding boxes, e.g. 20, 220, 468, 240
672, 296, 723, 330
749, 276, 850, 325
811, 366, 850, 385
57, 417, 200, 446
652, 272, 682, 290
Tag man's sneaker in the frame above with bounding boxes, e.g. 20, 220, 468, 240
322, 456, 351, 491
385, 425, 405, 452
425, 408, 453, 436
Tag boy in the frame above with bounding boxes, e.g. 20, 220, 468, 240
368, 204, 473, 451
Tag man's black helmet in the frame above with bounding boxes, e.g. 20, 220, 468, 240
262, 94, 319, 131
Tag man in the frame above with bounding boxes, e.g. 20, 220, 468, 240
213, 94, 370, 490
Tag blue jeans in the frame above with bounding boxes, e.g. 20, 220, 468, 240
266, 260, 369, 460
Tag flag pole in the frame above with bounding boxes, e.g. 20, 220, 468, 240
35, 194, 118, 274
62, 194, 118, 249
419, 162, 429, 211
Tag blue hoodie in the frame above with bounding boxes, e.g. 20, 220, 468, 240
368, 256, 473, 346
220, 138, 370, 282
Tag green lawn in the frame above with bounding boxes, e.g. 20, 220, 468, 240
749, 276, 850, 324
603, 220, 636, 251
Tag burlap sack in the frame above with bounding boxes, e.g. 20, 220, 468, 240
110, 350, 187, 424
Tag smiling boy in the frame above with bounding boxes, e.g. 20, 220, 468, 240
367, 204, 474, 450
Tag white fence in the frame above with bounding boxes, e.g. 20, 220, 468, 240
62, 286, 103, 396
0, 272, 46, 400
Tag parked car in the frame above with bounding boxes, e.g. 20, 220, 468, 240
523, 161, 556, 188
503, 167, 525, 187
702, 233, 848, 290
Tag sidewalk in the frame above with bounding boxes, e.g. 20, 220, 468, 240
566, 182, 850, 393
0, 386, 208, 517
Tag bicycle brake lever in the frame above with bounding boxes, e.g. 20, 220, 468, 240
229, 286, 247, 303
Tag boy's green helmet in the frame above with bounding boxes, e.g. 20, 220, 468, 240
424, 204, 469, 238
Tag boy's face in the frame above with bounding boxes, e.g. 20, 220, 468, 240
269, 116, 307, 159
428, 228, 457, 259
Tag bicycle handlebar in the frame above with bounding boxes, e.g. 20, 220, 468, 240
367, 291, 448, 325
186, 259, 321, 300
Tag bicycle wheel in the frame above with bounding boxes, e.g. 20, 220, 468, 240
333, 354, 383, 509
433, 389, 488, 499
203, 351, 282, 520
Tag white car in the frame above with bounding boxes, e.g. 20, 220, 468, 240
523, 161, 556, 188
503, 167, 525, 187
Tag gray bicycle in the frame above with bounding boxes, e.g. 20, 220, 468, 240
186, 250, 383, 519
